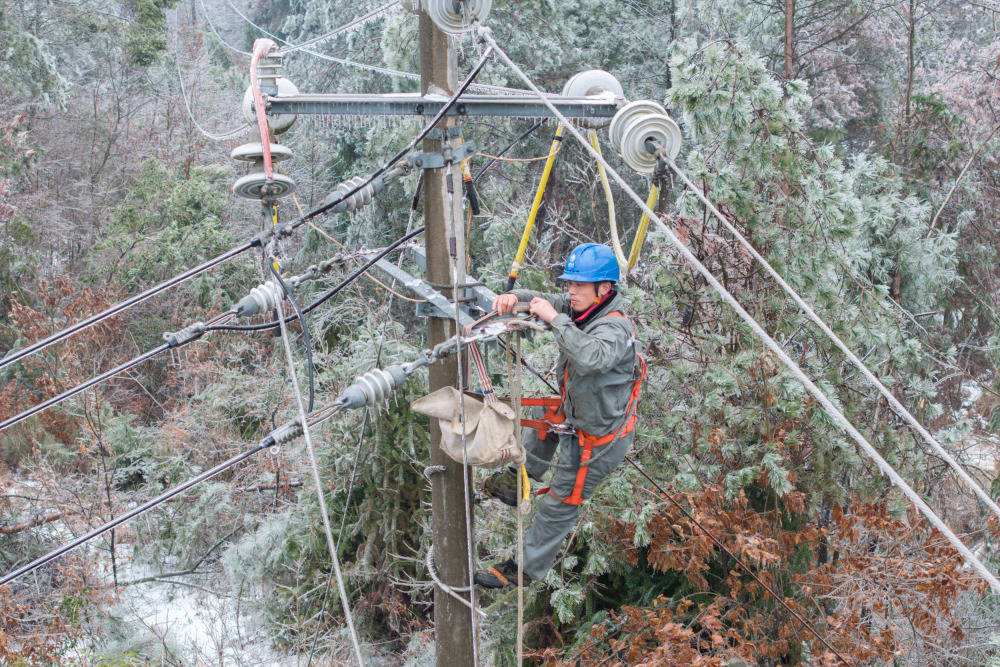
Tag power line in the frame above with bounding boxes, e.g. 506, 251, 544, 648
2, 47, 484, 374
271, 244, 364, 664
0, 431, 282, 587
171, 12, 248, 141
280, 0, 400, 54
223, 0, 526, 95
211, 226, 425, 332
0, 242, 253, 372
478, 25, 1000, 594
664, 158, 1000, 524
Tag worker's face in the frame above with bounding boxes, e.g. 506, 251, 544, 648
566, 281, 609, 312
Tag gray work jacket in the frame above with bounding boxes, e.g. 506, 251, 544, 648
511, 290, 639, 436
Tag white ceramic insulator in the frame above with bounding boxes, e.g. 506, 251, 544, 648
331, 175, 376, 212
237, 280, 284, 317
242, 77, 300, 135
561, 70, 625, 129
423, 0, 492, 34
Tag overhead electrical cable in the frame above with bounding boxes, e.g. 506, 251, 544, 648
171, 13, 248, 141
0, 428, 286, 586
0, 311, 235, 435
0, 236, 415, 435
223, 0, 526, 95
211, 226, 425, 332
271, 245, 364, 664
2, 50, 486, 373
662, 158, 1000, 524
0, 244, 252, 372
477, 25, 1000, 593
280, 0, 400, 54
196, 0, 251, 56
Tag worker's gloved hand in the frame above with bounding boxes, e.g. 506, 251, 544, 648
493, 292, 518, 315
529, 297, 559, 324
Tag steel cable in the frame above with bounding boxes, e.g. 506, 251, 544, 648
272, 248, 364, 664
0, 435, 277, 587
0, 243, 252, 372
280, 1, 400, 54
306, 172, 424, 667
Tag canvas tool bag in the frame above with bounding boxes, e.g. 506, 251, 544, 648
412, 387, 525, 468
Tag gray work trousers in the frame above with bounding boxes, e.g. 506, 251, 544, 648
521, 413, 633, 580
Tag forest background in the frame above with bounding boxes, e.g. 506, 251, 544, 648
1, 0, 1000, 664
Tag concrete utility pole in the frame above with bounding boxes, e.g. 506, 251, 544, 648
419, 10, 477, 666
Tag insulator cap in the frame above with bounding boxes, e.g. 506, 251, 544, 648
231, 142, 293, 163
235, 280, 284, 318
242, 76, 299, 135
610, 101, 682, 174
233, 171, 296, 200
423, 0, 491, 34
562, 70, 625, 129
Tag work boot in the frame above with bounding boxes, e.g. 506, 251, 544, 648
474, 558, 530, 589
482, 469, 519, 508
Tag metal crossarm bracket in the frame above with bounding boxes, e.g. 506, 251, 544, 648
264, 93, 620, 120
407, 245, 498, 314
373, 257, 480, 325
407, 141, 477, 169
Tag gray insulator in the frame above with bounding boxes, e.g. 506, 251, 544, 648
323, 175, 384, 213
270, 419, 304, 446
337, 364, 411, 410
235, 280, 284, 318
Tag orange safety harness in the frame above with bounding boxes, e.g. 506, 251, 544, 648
524, 311, 647, 506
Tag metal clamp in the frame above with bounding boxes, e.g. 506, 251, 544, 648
407, 140, 476, 169
424, 126, 464, 141
163, 322, 206, 347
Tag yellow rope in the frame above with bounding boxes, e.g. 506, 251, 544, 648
474, 150, 557, 163
589, 130, 627, 273
278, 164, 426, 304
627, 184, 660, 271
507, 125, 565, 287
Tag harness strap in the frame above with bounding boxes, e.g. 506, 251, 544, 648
531, 311, 647, 506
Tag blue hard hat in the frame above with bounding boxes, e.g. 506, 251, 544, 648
558, 243, 620, 283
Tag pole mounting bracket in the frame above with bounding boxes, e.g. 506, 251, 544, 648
407, 140, 477, 169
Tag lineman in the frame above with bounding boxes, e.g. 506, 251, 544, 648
475, 243, 644, 588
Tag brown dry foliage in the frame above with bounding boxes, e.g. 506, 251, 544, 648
531, 487, 995, 666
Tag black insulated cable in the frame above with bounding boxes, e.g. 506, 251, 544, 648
0, 47, 494, 374
0, 435, 276, 587
212, 226, 426, 332
0, 242, 253, 373
0, 344, 172, 435
285, 46, 495, 233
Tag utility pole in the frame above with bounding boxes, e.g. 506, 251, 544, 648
419, 9, 476, 666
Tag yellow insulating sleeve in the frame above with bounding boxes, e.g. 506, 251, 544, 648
461, 158, 473, 181
508, 124, 565, 282
589, 130, 627, 273
627, 184, 660, 271
520, 464, 531, 501
271, 204, 280, 272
